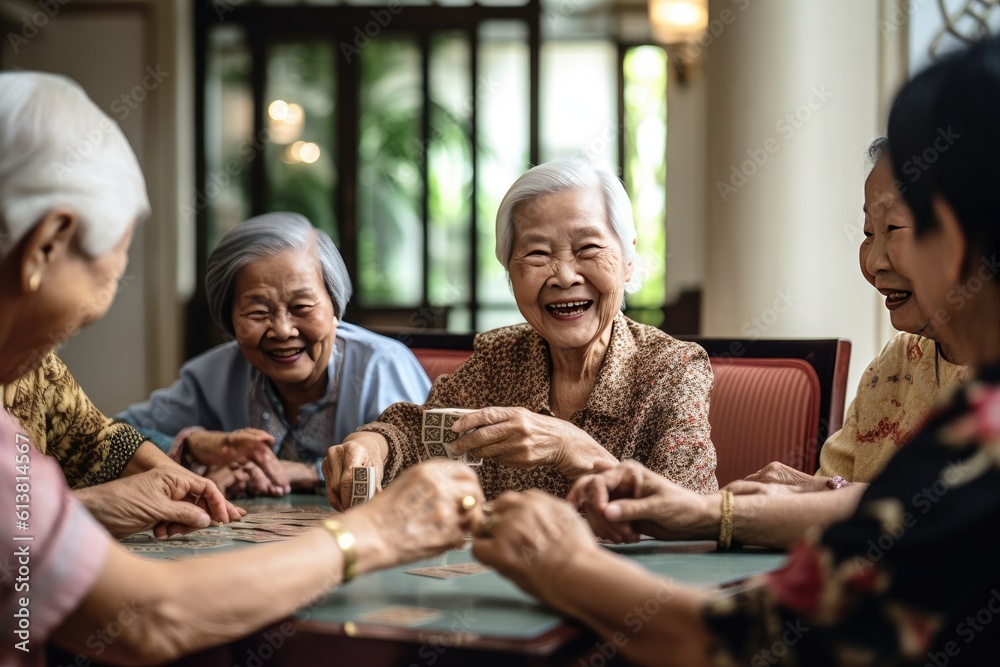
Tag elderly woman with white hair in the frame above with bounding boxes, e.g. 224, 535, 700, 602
324, 159, 718, 509
0, 70, 484, 667
118, 213, 431, 497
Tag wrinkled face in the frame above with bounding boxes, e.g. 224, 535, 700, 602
861, 157, 931, 335
231, 247, 337, 399
508, 187, 632, 353
14, 223, 134, 379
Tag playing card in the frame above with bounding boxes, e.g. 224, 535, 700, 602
438, 562, 493, 575
350, 466, 376, 507
421, 408, 479, 464
405, 566, 471, 579
358, 606, 442, 626
230, 531, 288, 543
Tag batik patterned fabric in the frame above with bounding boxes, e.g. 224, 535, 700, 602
359, 313, 719, 500
706, 361, 1000, 666
1, 351, 144, 489
818, 333, 971, 482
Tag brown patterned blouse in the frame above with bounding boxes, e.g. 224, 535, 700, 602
359, 313, 719, 499
1, 351, 144, 489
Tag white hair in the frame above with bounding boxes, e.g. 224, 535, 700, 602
494, 159, 642, 293
0, 71, 149, 260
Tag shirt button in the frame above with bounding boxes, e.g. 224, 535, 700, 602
263, 411, 270, 420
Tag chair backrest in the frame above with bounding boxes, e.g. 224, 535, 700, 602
374, 328, 851, 486
372, 329, 476, 381
678, 337, 851, 485
707, 358, 820, 486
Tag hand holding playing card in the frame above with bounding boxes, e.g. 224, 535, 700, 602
567, 460, 717, 543
322, 432, 388, 511
472, 490, 599, 602
449, 407, 618, 478
337, 459, 485, 573
76, 465, 245, 538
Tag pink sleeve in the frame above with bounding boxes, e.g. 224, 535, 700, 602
1, 408, 110, 660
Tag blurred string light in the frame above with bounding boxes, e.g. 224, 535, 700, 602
268, 99, 304, 144
283, 140, 321, 164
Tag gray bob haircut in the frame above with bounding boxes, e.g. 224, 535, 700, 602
205, 212, 352, 335
494, 159, 641, 294
0, 71, 149, 260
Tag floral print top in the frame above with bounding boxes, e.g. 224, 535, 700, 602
705, 361, 1000, 666
359, 313, 719, 500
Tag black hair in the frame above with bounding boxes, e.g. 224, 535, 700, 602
867, 136, 889, 166
887, 33, 1000, 263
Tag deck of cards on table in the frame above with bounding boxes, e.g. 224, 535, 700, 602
350, 466, 376, 506
421, 408, 482, 466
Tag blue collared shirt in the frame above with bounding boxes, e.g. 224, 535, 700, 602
117, 322, 431, 480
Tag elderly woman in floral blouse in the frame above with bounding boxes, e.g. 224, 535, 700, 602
324, 159, 718, 508
473, 35, 1000, 667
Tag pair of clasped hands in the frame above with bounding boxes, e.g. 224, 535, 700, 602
352, 458, 706, 602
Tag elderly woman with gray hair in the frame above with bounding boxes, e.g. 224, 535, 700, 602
0, 71, 483, 667
324, 159, 718, 509
118, 213, 431, 496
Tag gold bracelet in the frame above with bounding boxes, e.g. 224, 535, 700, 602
322, 519, 357, 583
718, 490, 734, 551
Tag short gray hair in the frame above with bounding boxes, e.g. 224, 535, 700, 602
205, 212, 352, 335
495, 159, 641, 293
867, 136, 889, 167
0, 72, 149, 260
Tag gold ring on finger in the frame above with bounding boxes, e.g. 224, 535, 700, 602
461, 495, 477, 511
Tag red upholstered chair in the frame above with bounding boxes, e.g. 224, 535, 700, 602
679, 337, 852, 487
707, 358, 820, 487
371, 329, 477, 382
411, 348, 473, 381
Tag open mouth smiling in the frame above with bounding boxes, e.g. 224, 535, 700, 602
545, 300, 593, 318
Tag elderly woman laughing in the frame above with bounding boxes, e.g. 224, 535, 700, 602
324, 159, 718, 508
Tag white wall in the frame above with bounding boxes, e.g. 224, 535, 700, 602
1, 0, 192, 413
699, 0, 910, 395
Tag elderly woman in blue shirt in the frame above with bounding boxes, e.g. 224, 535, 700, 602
118, 213, 430, 496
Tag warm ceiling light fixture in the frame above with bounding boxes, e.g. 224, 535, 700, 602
648, 0, 708, 83
649, 0, 708, 43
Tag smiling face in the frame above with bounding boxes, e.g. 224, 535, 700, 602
860, 156, 932, 335
508, 187, 632, 353
231, 247, 337, 402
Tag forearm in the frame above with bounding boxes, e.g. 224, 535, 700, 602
539, 548, 713, 667
557, 432, 618, 480
59, 514, 388, 664
732, 484, 866, 548
121, 441, 174, 477
74, 483, 138, 538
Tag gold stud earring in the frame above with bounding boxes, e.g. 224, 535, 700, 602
27, 273, 41, 293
